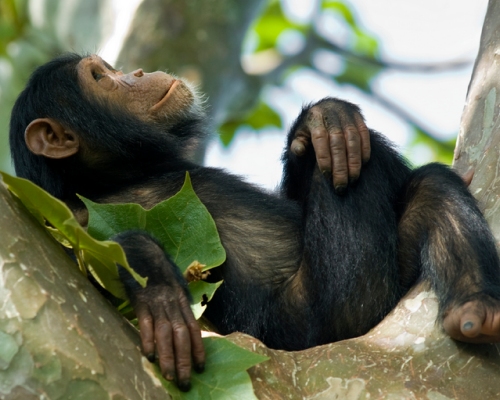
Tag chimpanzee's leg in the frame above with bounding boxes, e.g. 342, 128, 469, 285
396, 163, 500, 342
282, 129, 412, 344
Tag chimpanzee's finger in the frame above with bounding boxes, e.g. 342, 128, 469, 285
151, 305, 175, 382
328, 123, 348, 192
336, 110, 364, 182
135, 302, 156, 362
461, 168, 474, 187
308, 107, 332, 175
353, 113, 371, 163
290, 134, 308, 156
179, 291, 205, 373
343, 124, 362, 182
164, 295, 192, 392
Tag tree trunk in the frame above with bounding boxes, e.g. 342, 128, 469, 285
118, 0, 266, 129
2, 0, 500, 398
454, 0, 500, 243
0, 183, 169, 400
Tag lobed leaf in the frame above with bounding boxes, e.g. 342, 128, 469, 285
80, 172, 226, 273
0, 171, 145, 299
189, 280, 223, 319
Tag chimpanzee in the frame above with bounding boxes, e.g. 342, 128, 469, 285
9, 53, 500, 391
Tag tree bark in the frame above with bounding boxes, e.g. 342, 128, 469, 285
2, 0, 500, 398
454, 0, 500, 244
2, 177, 499, 399
118, 0, 266, 129
0, 183, 169, 400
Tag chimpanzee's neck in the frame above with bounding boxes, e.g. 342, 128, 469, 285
59, 154, 196, 202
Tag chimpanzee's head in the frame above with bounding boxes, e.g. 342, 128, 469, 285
9, 53, 206, 198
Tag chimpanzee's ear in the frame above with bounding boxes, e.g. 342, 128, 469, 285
25, 118, 79, 159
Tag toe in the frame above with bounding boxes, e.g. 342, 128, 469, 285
459, 302, 485, 338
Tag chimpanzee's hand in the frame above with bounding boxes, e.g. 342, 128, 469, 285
290, 98, 371, 192
133, 282, 205, 392
114, 231, 205, 392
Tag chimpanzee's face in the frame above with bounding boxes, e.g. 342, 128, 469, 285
77, 55, 195, 125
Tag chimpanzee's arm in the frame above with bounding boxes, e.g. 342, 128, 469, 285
281, 98, 412, 343
287, 97, 371, 193
113, 230, 204, 392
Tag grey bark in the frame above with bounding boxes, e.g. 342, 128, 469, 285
2, 0, 500, 398
454, 0, 500, 246
118, 0, 266, 128
2, 176, 500, 399
0, 183, 169, 400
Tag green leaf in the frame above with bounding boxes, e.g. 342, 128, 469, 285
189, 280, 223, 319
252, 1, 307, 52
83, 201, 147, 241
0, 171, 146, 299
160, 337, 269, 400
218, 101, 282, 147
353, 28, 379, 58
409, 127, 455, 165
190, 280, 222, 305
335, 60, 382, 93
1, 172, 268, 400
246, 102, 282, 130
322, 1, 356, 27
80, 172, 226, 272
219, 121, 240, 147
322, 1, 380, 58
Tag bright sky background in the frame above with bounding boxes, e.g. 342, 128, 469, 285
102, 0, 489, 191
205, 0, 489, 190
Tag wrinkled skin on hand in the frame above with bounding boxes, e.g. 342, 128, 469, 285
133, 283, 205, 392
115, 231, 205, 392
290, 98, 371, 193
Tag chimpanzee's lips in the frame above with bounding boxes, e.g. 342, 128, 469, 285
151, 79, 179, 110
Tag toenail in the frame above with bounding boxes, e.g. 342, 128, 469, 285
463, 321, 474, 331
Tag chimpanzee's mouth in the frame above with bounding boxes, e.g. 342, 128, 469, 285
151, 80, 179, 110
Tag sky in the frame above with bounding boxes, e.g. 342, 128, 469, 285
204, 0, 489, 190
102, 0, 489, 191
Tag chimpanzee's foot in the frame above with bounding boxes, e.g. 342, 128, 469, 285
443, 299, 500, 343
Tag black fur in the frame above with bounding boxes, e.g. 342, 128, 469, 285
9, 53, 204, 200
9, 54, 500, 352
115, 231, 191, 303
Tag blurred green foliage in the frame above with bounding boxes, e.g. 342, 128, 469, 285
0, 0, 52, 173
0, 0, 111, 174
323, 1, 378, 57
222, 0, 456, 164
219, 101, 282, 146
253, 1, 307, 52
411, 128, 455, 164
0, 0, 28, 55
0, 0, 458, 176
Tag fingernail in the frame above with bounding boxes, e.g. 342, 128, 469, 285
463, 321, 474, 331
165, 373, 174, 381
322, 169, 331, 178
146, 353, 155, 363
293, 145, 305, 156
335, 185, 347, 195
178, 380, 191, 392
194, 363, 205, 373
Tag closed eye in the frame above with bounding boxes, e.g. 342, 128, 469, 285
92, 71, 105, 81
103, 60, 118, 72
